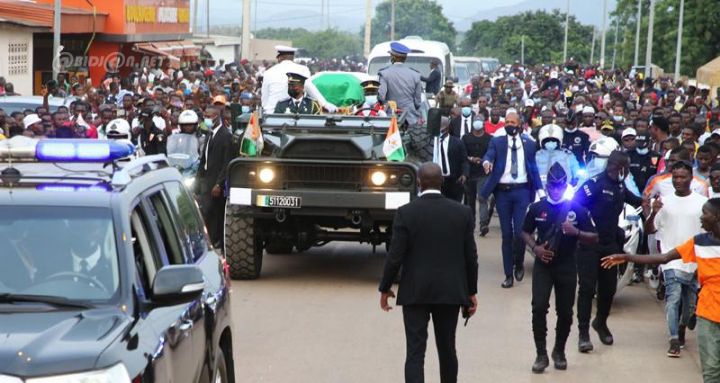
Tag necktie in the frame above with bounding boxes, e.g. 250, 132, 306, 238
441, 135, 449, 176
463, 118, 469, 136
79, 259, 89, 274
511, 136, 518, 179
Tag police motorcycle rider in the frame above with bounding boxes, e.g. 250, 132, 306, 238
166, 109, 201, 188
536, 124, 581, 188
104, 118, 136, 159
578, 136, 642, 197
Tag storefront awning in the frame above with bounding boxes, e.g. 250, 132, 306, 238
133, 43, 181, 69
153, 40, 200, 58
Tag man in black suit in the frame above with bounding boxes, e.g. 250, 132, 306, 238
421, 59, 442, 95
436, 117, 469, 202
197, 105, 234, 247
69, 221, 114, 292
449, 97, 476, 138
379, 162, 478, 383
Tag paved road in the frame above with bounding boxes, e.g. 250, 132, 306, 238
229, 223, 703, 382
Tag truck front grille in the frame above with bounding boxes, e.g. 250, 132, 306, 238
282, 164, 363, 190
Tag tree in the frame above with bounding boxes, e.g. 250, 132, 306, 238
366, 0, 457, 50
254, 28, 363, 59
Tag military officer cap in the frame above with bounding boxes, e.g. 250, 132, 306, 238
361, 77, 380, 91
275, 45, 298, 56
547, 162, 568, 186
286, 70, 308, 85
389, 41, 411, 57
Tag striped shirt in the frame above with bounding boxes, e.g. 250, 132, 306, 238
676, 233, 720, 323
643, 172, 709, 199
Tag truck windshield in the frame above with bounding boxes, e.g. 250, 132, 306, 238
368, 56, 440, 78
0, 207, 120, 302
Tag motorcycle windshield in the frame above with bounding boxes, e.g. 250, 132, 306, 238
166, 134, 200, 169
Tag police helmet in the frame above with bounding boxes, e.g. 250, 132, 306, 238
538, 124, 563, 145
588, 136, 619, 158
178, 109, 199, 125
106, 118, 131, 139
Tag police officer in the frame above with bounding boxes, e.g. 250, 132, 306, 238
377, 42, 423, 126
137, 107, 166, 156
562, 116, 591, 166
274, 71, 321, 115
574, 151, 642, 352
536, 124, 581, 187
522, 163, 598, 373
628, 130, 660, 193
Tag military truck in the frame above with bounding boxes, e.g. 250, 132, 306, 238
223, 112, 436, 279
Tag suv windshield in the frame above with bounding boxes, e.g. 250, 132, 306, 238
0, 207, 119, 302
368, 56, 440, 78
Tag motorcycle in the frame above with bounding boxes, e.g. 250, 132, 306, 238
166, 133, 200, 189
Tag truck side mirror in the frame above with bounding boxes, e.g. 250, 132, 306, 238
427, 108, 441, 136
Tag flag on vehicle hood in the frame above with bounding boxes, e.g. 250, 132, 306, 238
240, 112, 263, 156
383, 116, 405, 162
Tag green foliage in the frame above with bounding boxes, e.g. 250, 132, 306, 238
254, 28, 362, 59
612, 0, 720, 76
460, 10, 594, 66
367, 0, 457, 50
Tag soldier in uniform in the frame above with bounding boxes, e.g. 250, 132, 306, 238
274, 71, 321, 115
377, 42, 423, 126
355, 78, 387, 117
536, 124, 581, 187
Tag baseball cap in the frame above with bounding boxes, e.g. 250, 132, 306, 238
212, 95, 228, 106
621, 128, 637, 139
23, 114, 42, 129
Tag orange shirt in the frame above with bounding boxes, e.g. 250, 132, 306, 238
675, 233, 720, 323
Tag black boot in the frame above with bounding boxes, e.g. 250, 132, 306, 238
592, 317, 614, 345
532, 353, 549, 374
578, 331, 593, 353
551, 348, 567, 370
678, 326, 686, 348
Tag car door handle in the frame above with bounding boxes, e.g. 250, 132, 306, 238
178, 319, 194, 332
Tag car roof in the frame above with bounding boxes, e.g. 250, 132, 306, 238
0, 95, 77, 113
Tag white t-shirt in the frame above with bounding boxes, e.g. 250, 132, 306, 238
654, 192, 707, 273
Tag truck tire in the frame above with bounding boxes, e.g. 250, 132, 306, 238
405, 125, 433, 163
224, 203, 264, 280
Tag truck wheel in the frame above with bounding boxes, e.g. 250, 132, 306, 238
265, 240, 294, 255
224, 204, 264, 280
405, 125, 433, 162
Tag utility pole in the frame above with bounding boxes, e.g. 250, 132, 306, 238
633, 0, 641, 67
52, 0, 61, 80
241, 0, 250, 60
674, 0, 684, 81
192, 0, 199, 34
611, 17, 619, 70
363, 0, 372, 57
390, 0, 396, 40
563, 0, 569, 63
644, 0, 655, 79
206, 0, 210, 37
599, 0, 608, 68
520, 35, 525, 65
590, 26, 596, 64
253, 0, 257, 32
320, 0, 324, 29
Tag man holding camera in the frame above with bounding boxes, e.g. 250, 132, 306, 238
522, 163, 598, 373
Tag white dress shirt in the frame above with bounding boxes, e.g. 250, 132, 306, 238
260, 60, 334, 114
438, 134, 451, 177
419, 189, 442, 197
73, 247, 102, 273
499, 135, 528, 184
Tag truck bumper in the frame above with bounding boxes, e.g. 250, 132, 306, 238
228, 187, 411, 212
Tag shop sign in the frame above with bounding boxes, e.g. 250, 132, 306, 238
126, 5, 190, 24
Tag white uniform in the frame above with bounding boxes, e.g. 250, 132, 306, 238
261, 60, 336, 114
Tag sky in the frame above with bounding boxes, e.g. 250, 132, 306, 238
199, 0, 613, 32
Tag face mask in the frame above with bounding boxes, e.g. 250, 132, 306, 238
462, 107, 472, 117
204, 118, 215, 128
543, 141, 558, 150
241, 105, 251, 114
505, 125, 519, 136
472, 120, 483, 131
564, 127, 577, 133
365, 95, 378, 105
183, 89, 192, 96
613, 115, 624, 122
636, 147, 649, 155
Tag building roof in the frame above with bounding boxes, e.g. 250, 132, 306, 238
0, 1, 108, 33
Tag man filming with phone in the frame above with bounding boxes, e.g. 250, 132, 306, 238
379, 162, 478, 383
521, 163, 597, 373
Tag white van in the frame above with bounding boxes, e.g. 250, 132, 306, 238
367, 36, 456, 90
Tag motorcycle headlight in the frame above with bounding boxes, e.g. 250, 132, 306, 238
184, 177, 195, 188
26, 363, 131, 383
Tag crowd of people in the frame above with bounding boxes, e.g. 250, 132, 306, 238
3, 40, 720, 382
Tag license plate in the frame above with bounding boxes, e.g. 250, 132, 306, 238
256, 195, 302, 208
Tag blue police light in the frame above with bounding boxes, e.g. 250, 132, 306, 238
563, 186, 576, 201
36, 139, 135, 162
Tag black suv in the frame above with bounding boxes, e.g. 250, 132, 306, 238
0, 138, 234, 383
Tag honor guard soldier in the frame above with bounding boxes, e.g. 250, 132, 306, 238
274, 71, 321, 115
378, 41, 423, 127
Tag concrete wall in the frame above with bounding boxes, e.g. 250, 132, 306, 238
205, 45, 237, 65
0, 24, 34, 96
250, 38, 291, 63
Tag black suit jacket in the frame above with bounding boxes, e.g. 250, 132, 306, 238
441, 134, 470, 181
197, 125, 234, 195
379, 193, 478, 306
421, 67, 441, 94
449, 114, 476, 137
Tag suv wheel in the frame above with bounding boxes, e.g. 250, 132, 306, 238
224, 204, 264, 280
405, 124, 433, 162
213, 348, 229, 383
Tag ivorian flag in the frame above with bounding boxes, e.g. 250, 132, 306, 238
240, 111, 264, 156
383, 116, 405, 162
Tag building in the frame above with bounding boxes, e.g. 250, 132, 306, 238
0, 17, 46, 96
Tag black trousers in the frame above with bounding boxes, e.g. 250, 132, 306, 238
441, 178, 464, 202
403, 304, 460, 383
532, 259, 577, 354
576, 238, 621, 333
200, 193, 226, 246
